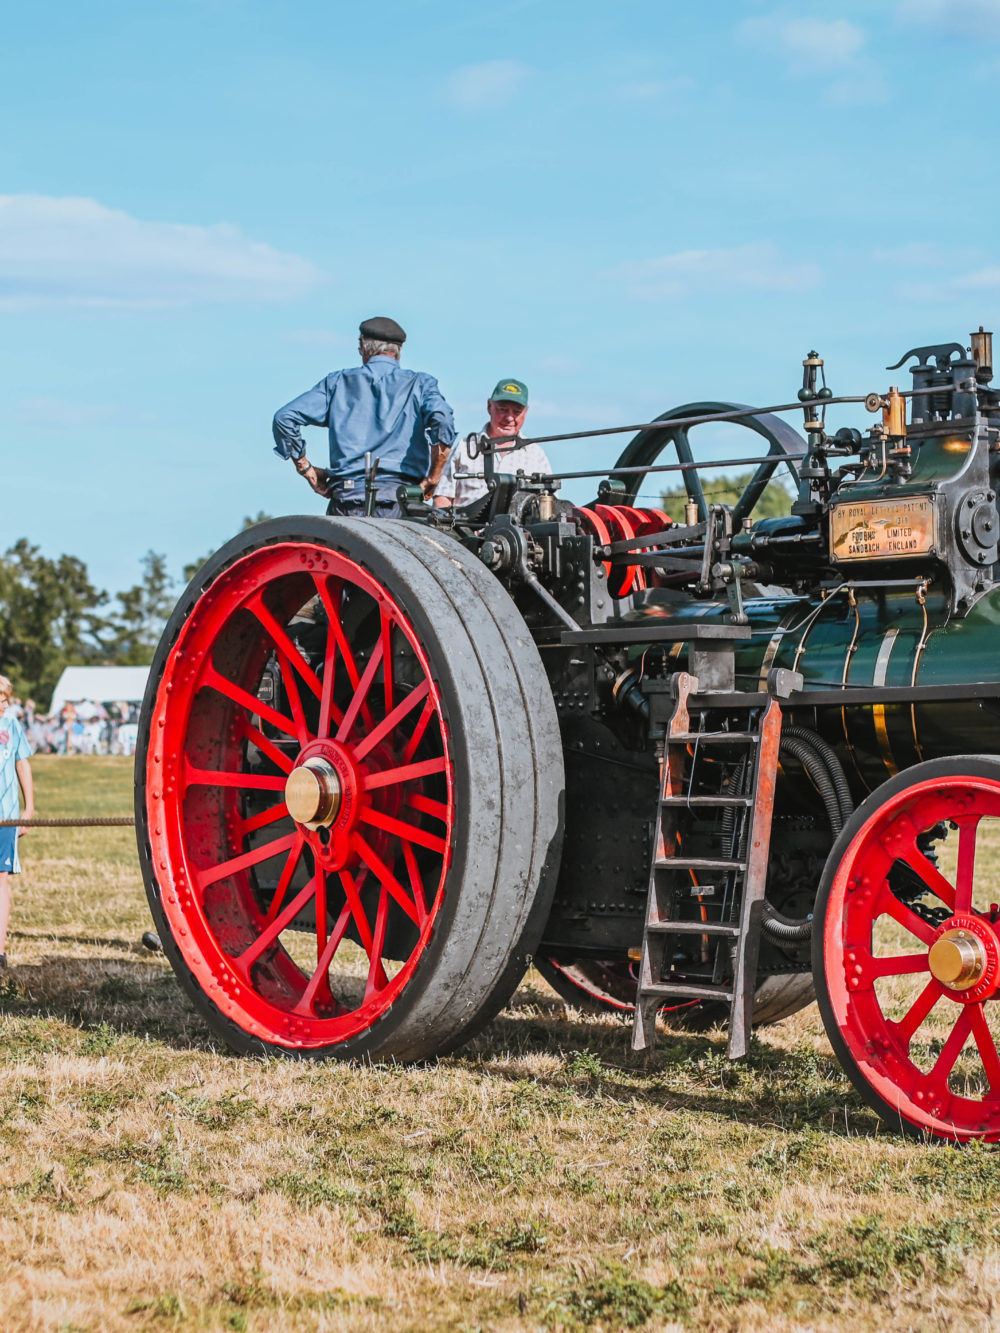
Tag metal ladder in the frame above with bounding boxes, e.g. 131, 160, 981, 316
632, 671, 783, 1060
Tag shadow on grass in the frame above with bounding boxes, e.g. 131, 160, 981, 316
0, 954, 220, 1053
0, 954, 879, 1136
460, 995, 881, 1139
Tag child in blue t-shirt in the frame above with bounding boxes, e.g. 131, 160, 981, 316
0, 674, 34, 970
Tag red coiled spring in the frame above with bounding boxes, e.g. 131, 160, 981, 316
574, 505, 672, 596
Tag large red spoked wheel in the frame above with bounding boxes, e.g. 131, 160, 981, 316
136, 518, 564, 1060
814, 756, 1000, 1140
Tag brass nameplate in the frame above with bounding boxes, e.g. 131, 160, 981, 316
830, 496, 936, 562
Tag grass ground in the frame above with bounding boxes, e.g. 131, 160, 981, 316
0, 755, 998, 1332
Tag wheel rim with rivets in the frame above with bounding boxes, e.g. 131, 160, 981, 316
818, 768, 1000, 1140
145, 540, 454, 1049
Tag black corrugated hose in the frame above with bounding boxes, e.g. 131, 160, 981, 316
761, 727, 854, 943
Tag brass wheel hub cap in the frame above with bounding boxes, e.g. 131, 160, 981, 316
285, 757, 342, 829
928, 928, 988, 992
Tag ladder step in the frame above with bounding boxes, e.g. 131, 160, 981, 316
655, 856, 745, 871
669, 731, 759, 744
659, 795, 752, 807
639, 982, 734, 1001
646, 919, 740, 937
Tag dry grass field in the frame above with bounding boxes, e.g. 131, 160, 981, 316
1, 756, 998, 1332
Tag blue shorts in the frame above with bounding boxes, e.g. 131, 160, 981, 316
0, 827, 15, 873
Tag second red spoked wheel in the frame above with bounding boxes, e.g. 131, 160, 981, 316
814, 756, 1000, 1141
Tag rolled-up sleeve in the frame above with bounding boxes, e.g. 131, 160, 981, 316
272, 377, 334, 460
419, 375, 456, 449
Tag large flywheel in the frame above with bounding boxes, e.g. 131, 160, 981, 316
135, 518, 564, 1060
608, 399, 805, 523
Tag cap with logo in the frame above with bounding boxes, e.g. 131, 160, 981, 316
489, 378, 529, 406
359, 316, 406, 344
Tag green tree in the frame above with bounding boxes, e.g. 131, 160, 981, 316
660, 470, 794, 523
106, 551, 176, 665
0, 539, 108, 701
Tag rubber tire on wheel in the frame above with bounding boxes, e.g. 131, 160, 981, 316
813, 756, 1000, 1141
135, 517, 565, 1061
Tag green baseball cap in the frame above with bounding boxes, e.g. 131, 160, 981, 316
489, 377, 529, 406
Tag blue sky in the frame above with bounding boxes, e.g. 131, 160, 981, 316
3, 0, 1000, 592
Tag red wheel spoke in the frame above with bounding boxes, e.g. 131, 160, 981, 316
315, 868, 327, 957
336, 634, 384, 743
360, 807, 448, 855
352, 680, 430, 763
247, 596, 322, 699
275, 649, 310, 744
338, 869, 375, 952
380, 612, 395, 718
970, 1005, 1000, 1091
238, 718, 295, 775
339, 870, 388, 989
869, 952, 931, 980
955, 816, 981, 914
363, 755, 447, 792
879, 885, 938, 947
402, 698, 436, 762
313, 575, 374, 730
238, 875, 318, 970
296, 900, 352, 1014
197, 831, 299, 891
893, 977, 943, 1044
264, 835, 305, 924
314, 575, 363, 692
893, 845, 956, 913
402, 841, 428, 920
353, 834, 422, 925
237, 801, 290, 838
317, 630, 344, 741
927, 1006, 974, 1094
406, 792, 449, 823
365, 886, 390, 1001
184, 762, 287, 793
202, 665, 298, 739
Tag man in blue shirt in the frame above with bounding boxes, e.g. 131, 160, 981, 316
272, 316, 456, 516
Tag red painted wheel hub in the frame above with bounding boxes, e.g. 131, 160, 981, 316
825, 776, 1000, 1139
145, 541, 454, 1049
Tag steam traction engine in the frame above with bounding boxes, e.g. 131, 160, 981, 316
138, 330, 1000, 1141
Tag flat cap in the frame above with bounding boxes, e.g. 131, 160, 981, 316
359, 316, 406, 344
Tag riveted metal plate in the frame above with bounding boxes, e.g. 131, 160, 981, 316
830, 495, 937, 562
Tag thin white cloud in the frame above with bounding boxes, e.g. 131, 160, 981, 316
0, 195, 326, 309
900, 0, 1000, 36
739, 15, 865, 71
11, 398, 147, 429
615, 243, 822, 300
443, 60, 530, 111
738, 14, 886, 103
616, 76, 696, 101
873, 242, 982, 267
898, 264, 1000, 301
283, 329, 350, 349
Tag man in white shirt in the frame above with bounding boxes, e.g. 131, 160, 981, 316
434, 378, 552, 509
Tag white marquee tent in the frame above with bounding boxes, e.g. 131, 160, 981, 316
49, 666, 150, 715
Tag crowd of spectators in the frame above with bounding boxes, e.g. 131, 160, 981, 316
2, 697, 140, 756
